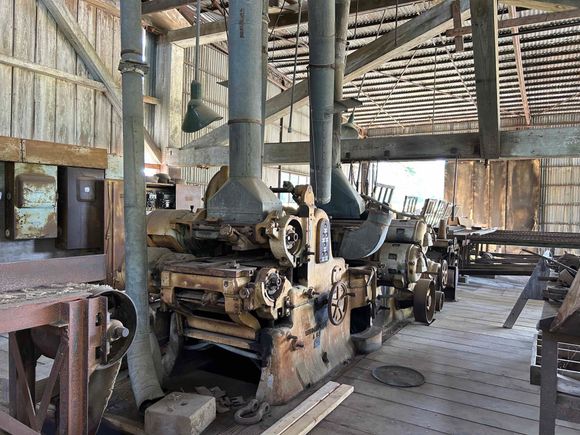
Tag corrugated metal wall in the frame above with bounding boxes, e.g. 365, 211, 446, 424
540, 158, 580, 233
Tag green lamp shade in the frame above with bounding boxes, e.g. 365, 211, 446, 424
182, 80, 223, 133
341, 112, 359, 139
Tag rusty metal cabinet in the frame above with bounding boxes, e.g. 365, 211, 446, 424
5, 163, 58, 240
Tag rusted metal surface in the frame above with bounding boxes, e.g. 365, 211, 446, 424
5, 163, 58, 240
22, 139, 108, 169
0, 286, 136, 434
0, 254, 106, 292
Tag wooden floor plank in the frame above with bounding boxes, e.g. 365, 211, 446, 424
380, 339, 531, 374
339, 376, 540, 434
398, 326, 533, 350
385, 334, 531, 364
342, 392, 513, 435
318, 404, 444, 435
344, 366, 540, 417
360, 352, 540, 393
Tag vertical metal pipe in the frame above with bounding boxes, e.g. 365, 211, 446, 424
333, 0, 350, 167
261, 0, 269, 165
229, 0, 263, 179
119, 0, 164, 409
309, 0, 335, 204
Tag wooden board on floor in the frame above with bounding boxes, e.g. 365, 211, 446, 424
263, 382, 353, 435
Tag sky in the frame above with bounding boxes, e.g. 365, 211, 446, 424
374, 160, 446, 212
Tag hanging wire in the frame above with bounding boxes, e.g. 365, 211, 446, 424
431, 37, 439, 133
350, 8, 387, 120
287, 0, 303, 133
394, 0, 399, 46
194, 0, 202, 82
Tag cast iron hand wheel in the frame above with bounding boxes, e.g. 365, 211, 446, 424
328, 282, 349, 326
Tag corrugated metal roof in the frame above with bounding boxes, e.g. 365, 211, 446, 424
265, 3, 580, 131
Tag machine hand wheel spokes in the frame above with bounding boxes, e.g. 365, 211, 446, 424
413, 278, 436, 325
328, 282, 349, 326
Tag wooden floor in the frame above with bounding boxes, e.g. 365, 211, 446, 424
313, 276, 580, 435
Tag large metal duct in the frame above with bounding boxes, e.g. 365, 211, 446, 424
119, 0, 164, 409
308, 0, 335, 205
207, 0, 281, 223
322, 0, 365, 219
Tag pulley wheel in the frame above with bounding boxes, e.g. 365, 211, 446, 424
328, 282, 349, 326
413, 278, 436, 325
372, 365, 425, 388
435, 290, 445, 312
438, 260, 448, 289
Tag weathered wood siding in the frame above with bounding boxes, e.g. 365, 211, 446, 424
444, 160, 540, 230
0, 0, 124, 153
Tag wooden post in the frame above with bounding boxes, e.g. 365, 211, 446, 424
470, 0, 501, 159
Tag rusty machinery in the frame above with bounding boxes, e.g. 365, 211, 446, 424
0, 284, 136, 434
145, 185, 376, 405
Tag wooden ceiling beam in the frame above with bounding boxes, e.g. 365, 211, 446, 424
142, 0, 196, 15
503, 0, 578, 12
508, 6, 531, 125
446, 8, 580, 37
165, 127, 580, 166
470, 0, 501, 159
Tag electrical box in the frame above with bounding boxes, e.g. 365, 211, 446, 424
5, 163, 58, 240
57, 167, 105, 250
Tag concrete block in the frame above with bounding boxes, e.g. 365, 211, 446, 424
145, 392, 216, 435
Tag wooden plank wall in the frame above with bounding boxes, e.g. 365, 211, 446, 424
0, 0, 122, 153
444, 160, 540, 230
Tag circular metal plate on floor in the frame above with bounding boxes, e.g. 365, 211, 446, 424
371, 365, 425, 387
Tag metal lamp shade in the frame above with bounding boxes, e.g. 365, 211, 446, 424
182, 80, 223, 133
341, 112, 359, 139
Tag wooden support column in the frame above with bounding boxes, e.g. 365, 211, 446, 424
470, 0, 501, 159
40, 0, 163, 163
508, 6, 531, 125
154, 39, 184, 153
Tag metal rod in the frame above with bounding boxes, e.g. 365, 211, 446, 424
119, 0, 164, 409
194, 0, 201, 82
287, 0, 303, 134
521, 249, 577, 275
452, 156, 459, 220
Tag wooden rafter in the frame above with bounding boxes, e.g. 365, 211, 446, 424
470, 0, 501, 159
142, 0, 195, 15
447, 8, 580, 37
504, 0, 578, 12
41, 0, 163, 163
508, 6, 531, 125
